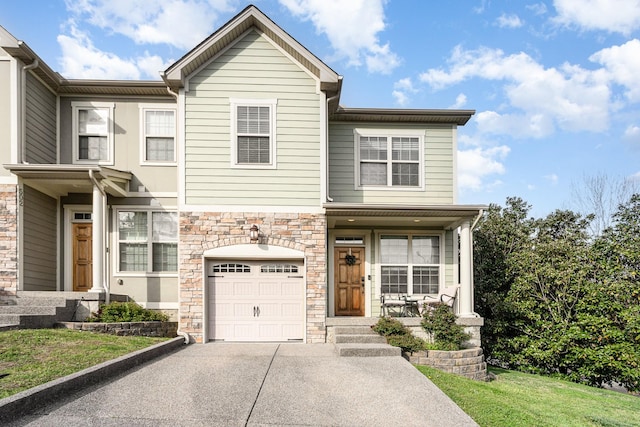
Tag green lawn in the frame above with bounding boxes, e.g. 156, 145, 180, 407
0, 329, 168, 399
417, 365, 640, 427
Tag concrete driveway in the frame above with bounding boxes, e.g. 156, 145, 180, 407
8, 343, 477, 426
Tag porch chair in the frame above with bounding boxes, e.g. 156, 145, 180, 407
380, 293, 408, 317
418, 284, 460, 315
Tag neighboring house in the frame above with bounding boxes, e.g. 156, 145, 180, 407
0, 5, 484, 343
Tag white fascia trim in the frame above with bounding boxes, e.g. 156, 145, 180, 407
126, 191, 178, 198
320, 91, 327, 202
260, 31, 322, 87
179, 204, 325, 214
138, 302, 179, 310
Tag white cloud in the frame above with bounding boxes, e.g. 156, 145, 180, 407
590, 39, 640, 102
64, 0, 235, 50
279, 0, 400, 74
419, 45, 615, 137
457, 144, 510, 191
392, 78, 418, 106
623, 124, 640, 141
450, 93, 467, 109
496, 14, 524, 28
392, 90, 409, 106
545, 173, 559, 185
552, 0, 640, 35
526, 3, 548, 15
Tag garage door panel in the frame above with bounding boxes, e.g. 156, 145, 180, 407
208, 261, 304, 342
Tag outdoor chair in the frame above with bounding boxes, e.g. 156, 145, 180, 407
418, 284, 460, 315
380, 293, 408, 317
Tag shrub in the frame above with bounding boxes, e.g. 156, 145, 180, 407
372, 316, 427, 354
88, 301, 169, 323
421, 303, 470, 351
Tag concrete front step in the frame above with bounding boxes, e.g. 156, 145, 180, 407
334, 334, 387, 344
333, 325, 378, 335
335, 343, 401, 357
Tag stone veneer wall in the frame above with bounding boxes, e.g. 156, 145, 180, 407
179, 212, 327, 343
0, 185, 18, 296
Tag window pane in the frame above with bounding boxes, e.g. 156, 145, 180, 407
120, 243, 147, 271
146, 137, 175, 161
413, 266, 439, 294
79, 136, 108, 160
412, 236, 439, 264
152, 212, 178, 242
381, 266, 408, 294
380, 236, 408, 264
392, 163, 419, 186
146, 110, 174, 136
360, 163, 387, 185
392, 137, 419, 161
152, 243, 177, 272
238, 136, 270, 163
79, 109, 108, 135
118, 212, 147, 241
237, 106, 269, 134
360, 136, 387, 160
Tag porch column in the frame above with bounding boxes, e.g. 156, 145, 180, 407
89, 183, 105, 293
458, 220, 473, 317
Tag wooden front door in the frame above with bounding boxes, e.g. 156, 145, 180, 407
334, 247, 365, 316
72, 223, 92, 292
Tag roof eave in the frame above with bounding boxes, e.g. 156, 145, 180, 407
330, 107, 476, 125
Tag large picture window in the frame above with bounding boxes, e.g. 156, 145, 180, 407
118, 210, 177, 273
230, 99, 277, 168
72, 102, 114, 164
355, 131, 423, 189
380, 235, 440, 295
140, 106, 176, 164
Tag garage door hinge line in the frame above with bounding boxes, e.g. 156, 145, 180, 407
244, 344, 280, 427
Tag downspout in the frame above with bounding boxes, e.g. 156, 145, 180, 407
325, 93, 340, 203
89, 170, 109, 303
21, 59, 38, 163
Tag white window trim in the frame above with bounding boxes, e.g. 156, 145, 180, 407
113, 207, 178, 277
353, 129, 425, 191
71, 101, 115, 165
229, 98, 277, 169
139, 104, 177, 166
375, 231, 445, 297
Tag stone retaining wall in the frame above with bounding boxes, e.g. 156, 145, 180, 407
407, 347, 488, 381
56, 321, 178, 338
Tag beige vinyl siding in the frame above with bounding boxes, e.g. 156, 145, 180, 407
329, 122, 455, 205
25, 73, 57, 164
0, 61, 12, 175
184, 29, 321, 206
23, 185, 57, 291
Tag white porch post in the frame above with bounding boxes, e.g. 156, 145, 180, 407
90, 183, 105, 292
458, 220, 473, 317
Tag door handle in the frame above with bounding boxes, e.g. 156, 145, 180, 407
253, 306, 256, 317
256, 306, 260, 317
361, 276, 365, 287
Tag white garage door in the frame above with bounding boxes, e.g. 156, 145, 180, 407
207, 261, 305, 342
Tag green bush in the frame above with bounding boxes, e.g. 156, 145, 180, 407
88, 301, 169, 323
372, 316, 427, 354
421, 303, 470, 351
372, 316, 409, 336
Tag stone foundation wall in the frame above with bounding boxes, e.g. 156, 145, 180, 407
408, 347, 488, 381
179, 211, 327, 343
56, 321, 178, 338
0, 185, 18, 296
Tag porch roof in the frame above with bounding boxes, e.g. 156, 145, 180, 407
323, 203, 485, 229
4, 164, 132, 198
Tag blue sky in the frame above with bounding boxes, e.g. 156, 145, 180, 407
2, 0, 640, 217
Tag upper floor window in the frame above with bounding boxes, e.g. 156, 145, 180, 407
354, 130, 424, 190
230, 98, 277, 169
117, 210, 178, 274
72, 102, 114, 165
140, 105, 176, 165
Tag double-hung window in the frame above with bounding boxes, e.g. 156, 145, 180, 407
380, 234, 441, 296
140, 105, 176, 164
72, 102, 114, 164
355, 130, 423, 189
118, 210, 178, 273
230, 98, 277, 168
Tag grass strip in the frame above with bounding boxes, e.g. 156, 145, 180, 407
0, 329, 167, 399
417, 365, 640, 427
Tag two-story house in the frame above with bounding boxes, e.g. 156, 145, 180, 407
0, 5, 484, 343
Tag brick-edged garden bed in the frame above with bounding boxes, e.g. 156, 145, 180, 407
55, 321, 178, 338
406, 347, 488, 381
